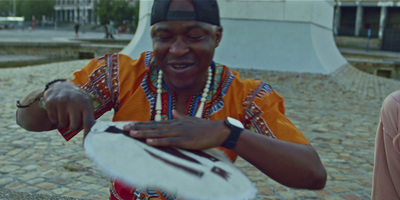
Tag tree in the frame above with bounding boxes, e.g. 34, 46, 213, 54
0, 0, 54, 19
95, 0, 112, 25
132, 1, 139, 26
95, 0, 138, 27
19, 0, 54, 21
0, 0, 13, 16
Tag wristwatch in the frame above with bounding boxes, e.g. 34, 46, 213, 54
221, 117, 244, 149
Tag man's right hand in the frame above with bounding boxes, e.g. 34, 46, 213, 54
42, 81, 95, 134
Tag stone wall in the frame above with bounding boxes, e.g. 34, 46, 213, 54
349, 60, 400, 80
0, 42, 124, 68
334, 36, 381, 50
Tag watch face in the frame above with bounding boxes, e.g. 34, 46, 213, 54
227, 117, 244, 129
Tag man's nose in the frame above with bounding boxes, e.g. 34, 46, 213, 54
169, 37, 189, 56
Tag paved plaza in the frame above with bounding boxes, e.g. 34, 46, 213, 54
1, 29, 400, 199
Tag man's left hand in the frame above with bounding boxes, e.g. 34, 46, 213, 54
123, 110, 229, 150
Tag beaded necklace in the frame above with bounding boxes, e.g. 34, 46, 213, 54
155, 67, 212, 121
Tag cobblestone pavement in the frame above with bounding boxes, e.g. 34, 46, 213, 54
2, 59, 400, 200
2, 29, 400, 200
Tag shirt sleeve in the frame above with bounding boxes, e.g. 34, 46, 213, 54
58, 53, 120, 141
242, 82, 310, 145
381, 91, 400, 140
380, 91, 400, 155
372, 91, 400, 198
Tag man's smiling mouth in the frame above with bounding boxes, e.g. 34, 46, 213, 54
169, 63, 194, 71
173, 64, 188, 68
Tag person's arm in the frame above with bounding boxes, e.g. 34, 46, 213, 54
17, 53, 126, 140
124, 110, 327, 190
373, 92, 400, 197
16, 80, 95, 134
234, 129, 326, 189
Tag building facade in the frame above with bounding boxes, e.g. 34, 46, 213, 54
54, 0, 98, 25
333, 0, 400, 51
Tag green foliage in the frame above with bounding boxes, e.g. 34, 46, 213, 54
95, 0, 112, 25
95, 0, 138, 27
0, 0, 54, 20
133, 1, 139, 25
19, 0, 54, 21
0, 0, 13, 16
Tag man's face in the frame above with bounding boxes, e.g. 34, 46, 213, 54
151, 20, 222, 91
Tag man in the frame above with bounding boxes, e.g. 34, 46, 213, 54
16, 0, 326, 199
104, 23, 114, 39
74, 22, 80, 37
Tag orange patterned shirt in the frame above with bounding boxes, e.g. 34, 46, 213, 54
60, 51, 309, 199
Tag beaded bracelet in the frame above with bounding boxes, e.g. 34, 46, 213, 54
45, 79, 68, 91
16, 97, 42, 108
16, 79, 68, 108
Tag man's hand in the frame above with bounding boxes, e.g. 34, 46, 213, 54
123, 110, 230, 150
43, 81, 95, 135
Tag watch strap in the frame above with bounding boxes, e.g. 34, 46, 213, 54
221, 119, 244, 149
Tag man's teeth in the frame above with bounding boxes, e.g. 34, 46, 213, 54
174, 65, 187, 68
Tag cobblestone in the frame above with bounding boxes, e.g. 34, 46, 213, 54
2, 30, 400, 199
2, 59, 397, 199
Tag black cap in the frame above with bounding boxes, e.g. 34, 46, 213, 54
151, 0, 220, 26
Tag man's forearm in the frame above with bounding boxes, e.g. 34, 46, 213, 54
234, 130, 327, 190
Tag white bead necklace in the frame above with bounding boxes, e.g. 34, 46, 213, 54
155, 67, 212, 121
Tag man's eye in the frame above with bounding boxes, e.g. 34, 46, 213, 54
159, 36, 172, 41
156, 34, 173, 41
187, 35, 204, 40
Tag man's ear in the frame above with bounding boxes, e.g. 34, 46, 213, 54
215, 27, 223, 47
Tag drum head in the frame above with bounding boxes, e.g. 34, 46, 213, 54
84, 121, 257, 200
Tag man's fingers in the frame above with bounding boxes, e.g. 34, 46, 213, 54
81, 109, 95, 147
129, 129, 175, 138
82, 108, 95, 136
44, 98, 59, 125
126, 120, 176, 130
41, 83, 96, 135
69, 111, 82, 131
57, 106, 69, 129
146, 137, 182, 147
46, 108, 59, 126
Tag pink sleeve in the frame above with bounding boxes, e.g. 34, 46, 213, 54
372, 91, 400, 199
381, 91, 400, 152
